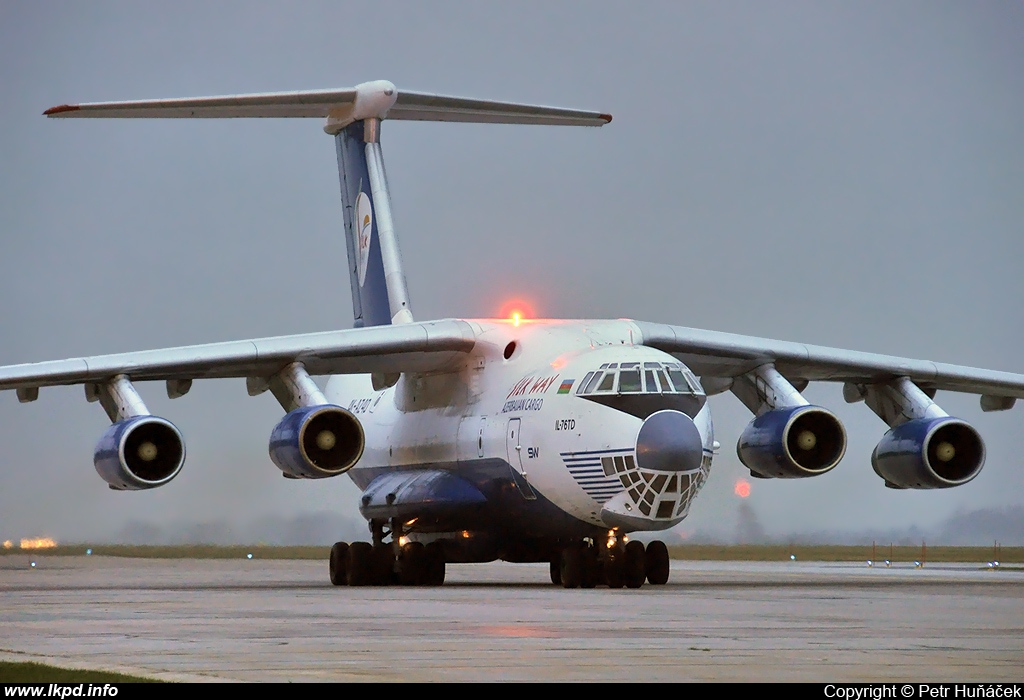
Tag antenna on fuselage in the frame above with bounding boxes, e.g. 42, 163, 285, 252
45, 80, 612, 327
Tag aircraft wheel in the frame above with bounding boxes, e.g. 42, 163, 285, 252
329, 541, 349, 586
372, 543, 396, 585
624, 540, 646, 589
580, 545, 599, 589
646, 540, 670, 585
604, 550, 625, 589
560, 546, 583, 589
549, 558, 562, 586
346, 541, 374, 586
399, 541, 426, 585
424, 542, 446, 586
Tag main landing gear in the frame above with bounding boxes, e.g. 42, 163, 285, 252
551, 537, 670, 589
329, 518, 445, 587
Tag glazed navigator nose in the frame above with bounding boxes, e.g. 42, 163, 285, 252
635, 409, 704, 473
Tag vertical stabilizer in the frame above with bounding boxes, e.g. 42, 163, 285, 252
335, 119, 413, 327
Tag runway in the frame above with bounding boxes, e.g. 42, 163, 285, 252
1, 555, 1022, 682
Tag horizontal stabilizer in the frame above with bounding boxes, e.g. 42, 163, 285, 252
44, 80, 612, 129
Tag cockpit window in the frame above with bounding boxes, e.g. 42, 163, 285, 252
644, 370, 659, 393
583, 372, 605, 394
576, 371, 596, 395
576, 361, 704, 396
619, 369, 641, 393
667, 369, 702, 393
658, 368, 671, 390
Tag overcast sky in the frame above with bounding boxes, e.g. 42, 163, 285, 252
1, 1, 1022, 545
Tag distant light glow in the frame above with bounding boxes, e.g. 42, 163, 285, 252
2, 540, 11, 549
247, 553, 253, 559
498, 298, 536, 324
21, 538, 57, 550
734, 479, 751, 499
478, 625, 557, 639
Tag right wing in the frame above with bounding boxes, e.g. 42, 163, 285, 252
0, 319, 475, 395
0, 319, 476, 488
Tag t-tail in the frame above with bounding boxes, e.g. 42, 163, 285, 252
45, 80, 612, 327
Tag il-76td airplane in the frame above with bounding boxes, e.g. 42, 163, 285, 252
6, 81, 1023, 588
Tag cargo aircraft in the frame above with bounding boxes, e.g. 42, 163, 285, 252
4, 81, 1023, 588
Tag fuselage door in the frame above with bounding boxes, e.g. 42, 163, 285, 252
505, 418, 536, 500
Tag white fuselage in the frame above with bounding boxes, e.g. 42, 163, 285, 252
325, 318, 715, 538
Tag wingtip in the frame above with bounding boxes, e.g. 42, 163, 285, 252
600, 113, 613, 124
43, 104, 80, 116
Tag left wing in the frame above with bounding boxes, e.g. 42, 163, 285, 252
635, 321, 1023, 489
635, 321, 1024, 406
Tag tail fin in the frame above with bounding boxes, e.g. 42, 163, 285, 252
334, 117, 411, 327
45, 80, 612, 327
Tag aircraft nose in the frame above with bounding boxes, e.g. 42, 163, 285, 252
635, 409, 704, 473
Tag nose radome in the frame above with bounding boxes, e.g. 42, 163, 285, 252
635, 410, 704, 473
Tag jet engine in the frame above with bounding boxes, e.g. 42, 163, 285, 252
871, 416, 984, 489
94, 415, 186, 490
737, 405, 847, 478
269, 404, 364, 479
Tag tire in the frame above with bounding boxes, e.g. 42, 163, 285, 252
560, 546, 583, 589
580, 545, 599, 589
604, 549, 625, 589
424, 542, 446, 586
346, 541, 374, 586
549, 558, 562, 586
624, 540, 646, 589
329, 541, 349, 586
372, 543, 396, 585
646, 540, 670, 585
399, 541, 426, 586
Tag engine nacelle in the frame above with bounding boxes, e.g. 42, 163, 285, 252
94, 416, 185, 490
871, 417, 985, 489
737, 405, 847, 478
269, 404, 364, 479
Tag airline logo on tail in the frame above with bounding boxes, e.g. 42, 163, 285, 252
355, 191, 373, 287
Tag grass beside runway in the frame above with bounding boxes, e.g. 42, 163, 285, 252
1, 543, 1020, 563
0, 661, 161, 683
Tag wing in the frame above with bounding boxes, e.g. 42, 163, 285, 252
0, 319, 476, 489
635, 320, 1023, 488
635, 321, 1024, 407
0, 319, 475, 395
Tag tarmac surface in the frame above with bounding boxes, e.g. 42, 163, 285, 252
1, 555, 1022, 682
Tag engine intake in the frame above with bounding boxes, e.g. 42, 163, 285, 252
737, 405, 846, 478
871, 417, 984, 489
269, 404, 364, 479
94, 416, 185, 490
